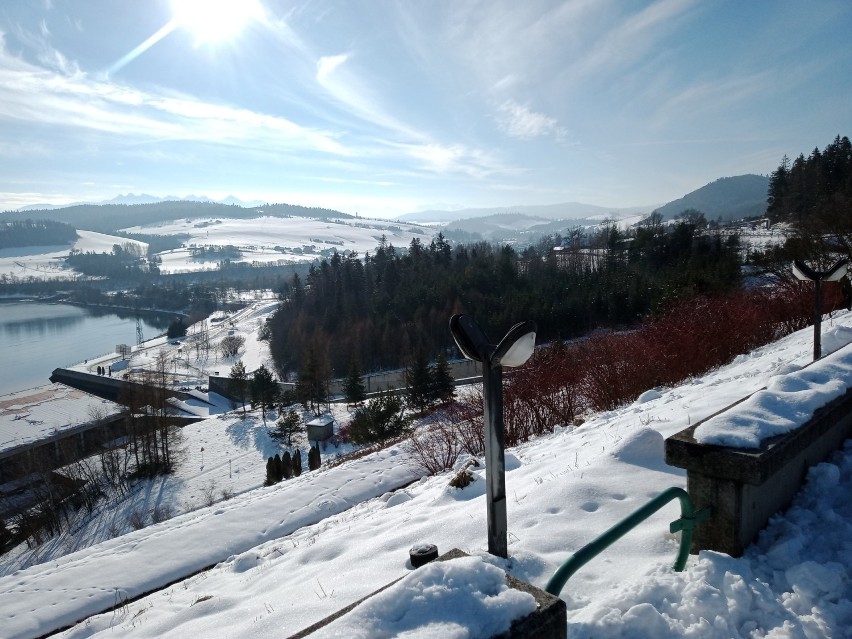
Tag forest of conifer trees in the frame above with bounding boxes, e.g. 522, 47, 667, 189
751, 135, 852, 273
268, 223, 742, 377
767, 135, 852, 229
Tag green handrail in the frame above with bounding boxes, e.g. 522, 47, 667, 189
544, 486, 711, 596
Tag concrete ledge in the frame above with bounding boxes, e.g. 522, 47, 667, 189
288, 549, 566, 639
665, 383, 852, 556
51, 367, 195, 404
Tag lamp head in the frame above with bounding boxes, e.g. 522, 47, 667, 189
823, 259, 848, 282
493, 320, 537, 368
792, 260, 817, 281
449, 314, 488, 362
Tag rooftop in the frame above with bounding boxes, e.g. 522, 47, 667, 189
0, 384, 118, 459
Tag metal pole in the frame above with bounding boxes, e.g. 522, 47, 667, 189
814, 279, 822, 361
482, 362, 507, 558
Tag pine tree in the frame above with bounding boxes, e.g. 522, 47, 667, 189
295, 345, 329, 415
292, 449, 302, 477
251, 364, 279, 424
405, 348, 433, 413
343, 359, 367, 406
273, 454, 283, 482
270, 410, 302, 445
308, 445, 321, 471
282, 451, 293, 479
349, 392, 411, 445
430, 351, 456, 405
265, 457, 275, 486
229, 359, 249, 415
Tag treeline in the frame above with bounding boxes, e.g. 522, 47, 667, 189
268, 224, 742, 376
752, 134, 852, 273
0, 219, 77, 249
115, 231, 189, 257
68, 280, 221, 320
767, 135, 852, 229
65, 243, 151, 278
189, 244, 242, 261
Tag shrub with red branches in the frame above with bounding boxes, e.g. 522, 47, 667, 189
407, 283, 846, 475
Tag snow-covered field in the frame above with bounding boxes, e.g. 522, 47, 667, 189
123, 215, 428, 274
0, 215, 429, 280
0, 230, 146, 282
1, 307, 851, 638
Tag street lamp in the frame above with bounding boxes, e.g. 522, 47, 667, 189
449, 314, 537, 558
792, 258, 848, 361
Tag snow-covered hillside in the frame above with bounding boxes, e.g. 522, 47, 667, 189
122, 215, 429, 274
2, 312, 852, 638
0, 216, 429, 280
0, 230, 146, 281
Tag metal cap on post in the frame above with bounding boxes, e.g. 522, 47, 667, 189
449, 314, 536, 558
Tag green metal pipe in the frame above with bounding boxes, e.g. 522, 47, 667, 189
545, 486, 709, 596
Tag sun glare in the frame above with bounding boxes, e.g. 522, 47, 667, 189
171, 0, 264, 45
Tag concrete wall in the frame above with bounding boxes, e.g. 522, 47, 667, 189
0, 413, 127, 485
210, 359, 483, 402
50, 368, 127, 402
51, 368, 196, 404
665, 382, 852, 556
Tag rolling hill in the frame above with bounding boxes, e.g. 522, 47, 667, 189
653, 174, 769, 221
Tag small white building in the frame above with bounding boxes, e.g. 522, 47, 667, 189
306, 414, 334, 442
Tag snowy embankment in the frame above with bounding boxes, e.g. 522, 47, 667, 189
0, 448, 418, 639
2, 312, 852, 639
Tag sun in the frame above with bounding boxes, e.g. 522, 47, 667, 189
171, 0, 265, 45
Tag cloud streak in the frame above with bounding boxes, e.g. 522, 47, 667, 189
0, 42, 349, 157
496, 100, 568, 142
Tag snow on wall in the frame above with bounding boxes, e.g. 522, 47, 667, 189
694, 328, 852, 448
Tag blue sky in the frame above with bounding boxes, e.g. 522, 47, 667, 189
0, 0, 849, 218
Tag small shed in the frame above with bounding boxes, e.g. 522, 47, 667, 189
306, 414, 334, 442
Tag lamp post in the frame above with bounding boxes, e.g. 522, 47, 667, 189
792, 258, 848, 361
449, 314, 537, 558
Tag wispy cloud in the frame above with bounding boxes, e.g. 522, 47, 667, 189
0, 41, 349, 157
316, 53, 348, 83
7, 21, 81, 75
313, 49, 423, 142
647, 70, 777, 130
0, 138, 51, 158
310, 44, 518, 181
496, 100, 568, 142
406, 0, 591, 106
567, 0, 694, 81
391, 140, 515, 181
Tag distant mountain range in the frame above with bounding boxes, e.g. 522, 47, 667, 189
7, 174, 770, 238
15, 193, 265, 212
398, 202, 653, 225
402, 174, 770, 225
396, 174, 769, 243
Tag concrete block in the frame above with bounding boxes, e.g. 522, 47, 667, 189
666, 383, 852, 556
